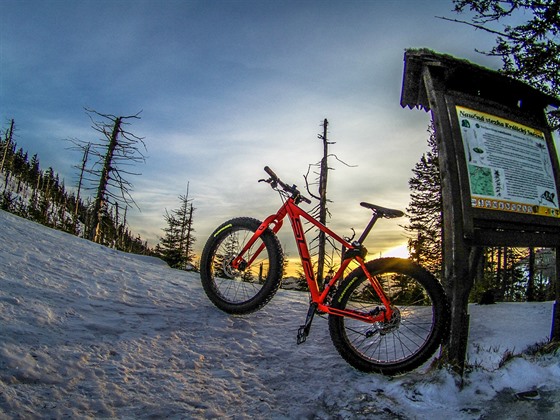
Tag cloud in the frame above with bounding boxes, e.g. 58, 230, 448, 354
2, 0, 506, 259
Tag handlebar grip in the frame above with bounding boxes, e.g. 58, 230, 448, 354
264, 166, 278, 180
263, 165, 311, 204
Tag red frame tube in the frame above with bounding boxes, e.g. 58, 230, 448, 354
232, 197, 393, 323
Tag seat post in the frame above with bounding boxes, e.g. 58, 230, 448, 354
357, 212, 380, 244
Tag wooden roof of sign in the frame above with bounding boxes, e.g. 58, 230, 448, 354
400, 49, 560, 113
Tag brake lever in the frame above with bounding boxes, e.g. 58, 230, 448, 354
259, 177, 278, 189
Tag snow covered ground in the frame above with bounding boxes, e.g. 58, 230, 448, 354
0, 209, 559, 419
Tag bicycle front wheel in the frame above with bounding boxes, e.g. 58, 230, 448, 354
328, 258, 449, 375
200, 217, 283, 314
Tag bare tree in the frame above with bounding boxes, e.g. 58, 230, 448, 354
304, 119, 356, 284
0, 119, 15, 174
1, 120, 16, 195
66, 140, 91, 230
79, 109, 146, 243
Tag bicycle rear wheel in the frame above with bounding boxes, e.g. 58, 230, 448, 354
200, 217, 283, 314
328, 258, 448, 375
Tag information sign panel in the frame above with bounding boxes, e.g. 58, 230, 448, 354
456, 105, 560, 220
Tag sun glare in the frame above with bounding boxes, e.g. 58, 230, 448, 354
383, 243, 409, 259
283, 243, 410, 278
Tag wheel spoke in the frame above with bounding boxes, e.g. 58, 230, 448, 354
328, 258, 448, 374
200, 218, 283, 314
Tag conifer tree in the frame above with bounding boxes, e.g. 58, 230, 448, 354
158, 186, 196, 270
405, 124, 443, 278
0, 117, 150, 255
446, 0, 560, 125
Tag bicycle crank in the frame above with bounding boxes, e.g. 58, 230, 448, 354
297, 303, 317, 344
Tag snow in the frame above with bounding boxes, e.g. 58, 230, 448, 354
0, 209, 559, 419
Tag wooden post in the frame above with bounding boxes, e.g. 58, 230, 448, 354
420, 66, 480, 375
401, 50, 560, 376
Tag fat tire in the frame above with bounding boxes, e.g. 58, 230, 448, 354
328, 258, 449, 375
200, 217, 283, 314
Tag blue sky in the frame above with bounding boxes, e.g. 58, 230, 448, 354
1, 0, 502, 260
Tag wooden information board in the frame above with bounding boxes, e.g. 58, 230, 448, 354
401, 49, 560, 247
401, 49, 560, 374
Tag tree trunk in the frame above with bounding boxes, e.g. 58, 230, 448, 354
75, 143, 90, 226
91, 117, 122, 242
316, 119, 329, 285
0, 119, 14, 174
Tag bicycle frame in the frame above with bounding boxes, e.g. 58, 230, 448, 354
231, 196, 394, 324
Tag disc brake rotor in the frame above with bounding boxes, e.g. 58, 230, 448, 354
376, 307, 402, 335
222, 255, 238, 279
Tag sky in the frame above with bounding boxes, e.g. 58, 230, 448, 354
0, 0, 504, 261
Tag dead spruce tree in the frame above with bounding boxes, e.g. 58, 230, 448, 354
0, 119, 15, 175
66, 139, 91, 232
304, 119, 355, 284
82, 109, 146, 243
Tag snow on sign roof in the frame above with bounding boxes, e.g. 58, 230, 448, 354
400, 48, 560, 113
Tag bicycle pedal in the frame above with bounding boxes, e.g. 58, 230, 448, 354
296, 325, 308, 344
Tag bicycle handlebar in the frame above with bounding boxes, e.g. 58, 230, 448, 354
264, 166, 281, 185
263, 166, 312, 204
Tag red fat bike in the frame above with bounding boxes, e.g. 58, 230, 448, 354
200, 167, 448, 375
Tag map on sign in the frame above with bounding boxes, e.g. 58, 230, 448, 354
456, 105, 560, 218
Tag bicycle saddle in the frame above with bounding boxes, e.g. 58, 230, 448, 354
360, 202, 404, 219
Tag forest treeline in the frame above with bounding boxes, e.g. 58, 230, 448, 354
0, 119, 150, 255
0, 118, 196, 270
